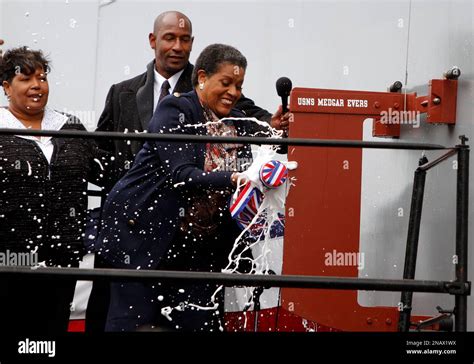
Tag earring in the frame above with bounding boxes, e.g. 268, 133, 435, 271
6, 94, 11, 101
199, 82, 204, 90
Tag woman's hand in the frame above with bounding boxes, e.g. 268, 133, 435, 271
270, 105, 291, 134
231, 172, 248, 187
231, 172, 239, 186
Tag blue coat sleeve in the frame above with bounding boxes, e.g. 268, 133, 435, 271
148, 96, 234, 190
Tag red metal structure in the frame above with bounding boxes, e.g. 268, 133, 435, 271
281, 71, 459, 331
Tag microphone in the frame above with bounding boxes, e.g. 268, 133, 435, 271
276, 77, 292, 113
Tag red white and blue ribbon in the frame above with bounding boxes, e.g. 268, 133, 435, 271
230, 160, 288, 231
230, 182, 263, 229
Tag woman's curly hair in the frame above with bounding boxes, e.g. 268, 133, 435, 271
0, 46, 50, 85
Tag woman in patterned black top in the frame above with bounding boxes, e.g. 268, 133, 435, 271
0, 47, 109, 333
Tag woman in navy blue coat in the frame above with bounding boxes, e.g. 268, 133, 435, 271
97, 44, 288, 332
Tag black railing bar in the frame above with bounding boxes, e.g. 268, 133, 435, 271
0, 128, 447, 150
418, 149, 458, 172
0, 266, 469, 294
455, 144, 470, 331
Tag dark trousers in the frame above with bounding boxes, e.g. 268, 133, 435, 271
85, 255, 111, 332
84, 207, 111, 332
0, 275, 76, 334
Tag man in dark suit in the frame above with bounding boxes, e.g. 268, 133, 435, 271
86, 11, 279, 332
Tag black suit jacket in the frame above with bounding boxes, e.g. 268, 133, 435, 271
96, 61, 271, 192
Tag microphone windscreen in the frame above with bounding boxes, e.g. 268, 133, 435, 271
276, 77, 292, 97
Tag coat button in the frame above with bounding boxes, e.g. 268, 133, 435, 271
127, 219, 136, 227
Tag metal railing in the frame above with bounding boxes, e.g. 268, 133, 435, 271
0, 128, 469, 332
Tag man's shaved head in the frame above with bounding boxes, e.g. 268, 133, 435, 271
149, 11, 194, 78
153, 11, 192, 35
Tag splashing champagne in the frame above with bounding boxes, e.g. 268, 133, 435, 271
160, 116, 295, 329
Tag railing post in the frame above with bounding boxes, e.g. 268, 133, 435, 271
398, 156, 428, 332
455, 136, 469, 332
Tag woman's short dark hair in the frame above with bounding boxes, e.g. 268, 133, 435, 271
191, 44, 247, 86
0, 46, 50, 84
